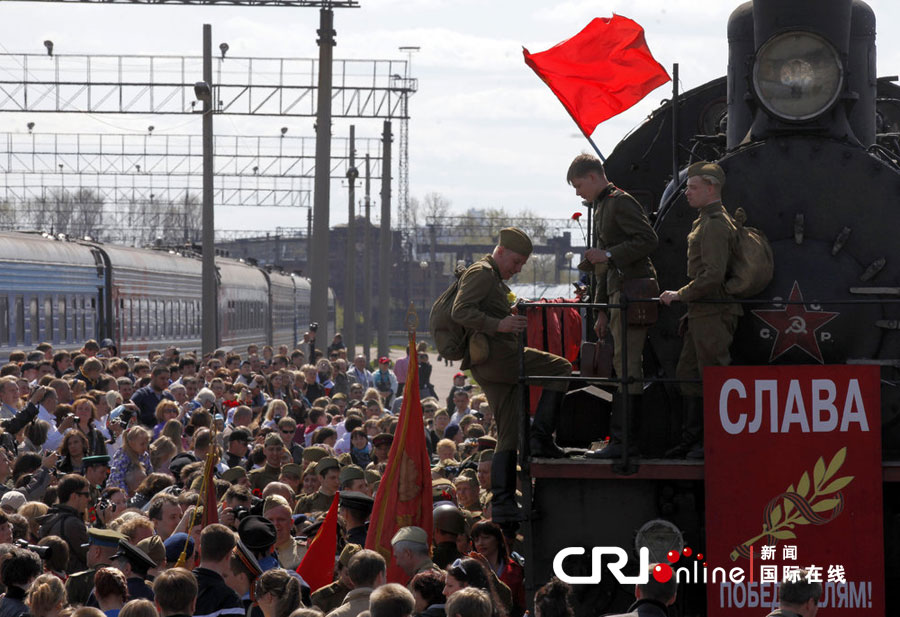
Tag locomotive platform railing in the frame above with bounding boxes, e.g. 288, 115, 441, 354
515, 295, 900, 475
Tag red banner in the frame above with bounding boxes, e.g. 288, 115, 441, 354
704, 365, 883, 615
365, 339, 434, 583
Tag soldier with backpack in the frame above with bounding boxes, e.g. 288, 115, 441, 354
660, 161, 746, 459
444, 228, 572, 528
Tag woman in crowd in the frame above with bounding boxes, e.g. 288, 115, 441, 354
108, 425, 152, 494
57, 430, 90, 475
255, 568, 303, 617
152, 400, 181, 440
94, 567, 129, 617
411, 569, 446, 617
25, 573, 67, 617
443, 558, 506, 617
73, 398, 108, 455
471, 521, 525, 616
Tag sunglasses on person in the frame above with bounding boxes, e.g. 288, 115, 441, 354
450, 558, 468, 575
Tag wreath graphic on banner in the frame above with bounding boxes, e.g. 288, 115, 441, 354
730, 446, 854, 561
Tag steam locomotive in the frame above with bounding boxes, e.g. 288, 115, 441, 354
0, 231, 335, 360
529, 0, 900, 614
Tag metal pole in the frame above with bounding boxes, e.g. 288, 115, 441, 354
377, 120, 392, 359
429, 224, 437, 308
363, 154, 372, 361
309, 5, 335, 344
344, 125, 357, 357
201, 23, 217, 354
672, 63, 680, 183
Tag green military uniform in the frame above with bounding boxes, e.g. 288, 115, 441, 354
675, 200, 742, 397
293, 490, 335, 514
249, 464, 281, 492
310, 579, 351, 614
453, 254, 572, 453
590, 184, 658, 394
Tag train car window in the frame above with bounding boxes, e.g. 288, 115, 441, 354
80, 297, 87, 341
0, 297, 8, 346
59, 297, 67, 343
89, 297, 96, 338
152, 300, 158, 338
29, 297, 38, 345
44, 297, 52, 344
15, 296, 24, 345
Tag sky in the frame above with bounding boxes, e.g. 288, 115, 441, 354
2, 0, 900, 239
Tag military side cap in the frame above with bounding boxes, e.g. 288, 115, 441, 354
136, 535, 165, 567
112, 540, 157, 573
303, 461, 319, 477
332, 392, 347, 401
339, 465, 365, 485
83, 454, 110, 468
391, 526, 428, 547
315, 456, 339, 475
85, 528, 126, 549
364, 469, 381, 486
432, 478, 454, 499
222, 466, 248, 483
339, 543, 362, 567
478, 449, 495, 463
337, 452, 352, 466
372, 433, 393, 448
460, 468, 478, 481
339, 491, 374, 514
687, 160, 725, 184
238, 515, 277, 552
303, 446, 328, 465
234, 540, 263, 578
280, 463, 303, 478
164, 532, 194, 563
499, 227, 533, 256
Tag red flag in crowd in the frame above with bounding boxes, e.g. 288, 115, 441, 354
201, 451, 219, 528
523, 15, 670, 136
296, 492, 340, 592
365, 339, 433, 583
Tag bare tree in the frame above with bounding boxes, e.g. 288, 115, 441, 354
422, 192, 451, 222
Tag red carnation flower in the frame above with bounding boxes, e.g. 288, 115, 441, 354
571, 212, 582, 220
252, 488, 262, 497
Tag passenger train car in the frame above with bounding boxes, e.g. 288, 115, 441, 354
0, 231, 334, 359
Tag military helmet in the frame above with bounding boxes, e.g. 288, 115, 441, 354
433, 503, 467, 536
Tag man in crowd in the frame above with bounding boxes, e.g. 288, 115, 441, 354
131, 365, 174, 428
326, 549, 386, 617
193, 524, 245, 617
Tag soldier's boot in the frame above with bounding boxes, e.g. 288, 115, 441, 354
586, 394, 641, 459
664, 396, 703, 458
490, 450, 523, 524
529, 390, 568, 458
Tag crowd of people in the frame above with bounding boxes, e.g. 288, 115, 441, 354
0, 335, 582, 617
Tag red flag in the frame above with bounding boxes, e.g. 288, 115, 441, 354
296, 492, 340, 592
365, 339, 433, 583
201, 451, 219, 528
523, 15, 670, 136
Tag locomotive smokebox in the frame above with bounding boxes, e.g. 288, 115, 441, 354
747, 0, 862, 142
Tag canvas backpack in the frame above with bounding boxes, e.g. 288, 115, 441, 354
429, 264, 468, 361
724, 207, 774, 298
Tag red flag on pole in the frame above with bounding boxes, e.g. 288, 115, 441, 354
296, 492, 340, 592
365, 338, 433, 584
523, 15, 670, 136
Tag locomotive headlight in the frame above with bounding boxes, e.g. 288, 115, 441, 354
752, 31, 843, 122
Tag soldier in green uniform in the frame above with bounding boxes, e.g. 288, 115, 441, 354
65, 527, 125, 606
249, 433, 285, 492
310, 543, 361, 614
661, 161, 742, 459
293, 457, 340, 514
451, 228, 572, 526
339, 491, 373, 547
391, 526, 440, 584
83, 455, 110, 507
567, 154, 659, 459
431, 503, 467, 569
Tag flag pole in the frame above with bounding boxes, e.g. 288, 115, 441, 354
585, 136, 606, 163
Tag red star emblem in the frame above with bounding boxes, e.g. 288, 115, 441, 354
752, 281, 839, 363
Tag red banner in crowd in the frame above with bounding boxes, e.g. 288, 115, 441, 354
704, 365, 883, 615
523, 15, 670, 136
365, 338, 433, 583
296, 492, 340, 592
